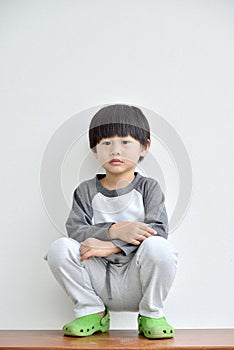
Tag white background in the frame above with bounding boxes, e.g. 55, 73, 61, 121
0, 0, 233, 330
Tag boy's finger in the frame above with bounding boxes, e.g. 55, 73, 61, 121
137, 235, 147, 242
80, 251, 91, 261
130, 239, 141, 246
144, 232, 153, 238
80, 245, 90, 256
147, 227, 157, 235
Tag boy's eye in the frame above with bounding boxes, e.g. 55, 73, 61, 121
100, 139, 131, 146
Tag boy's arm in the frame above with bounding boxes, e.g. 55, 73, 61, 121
143, 179, 168, 239
108, 179, 168, 243
65, 178, 167, 255
79, 238, 121, 261
66, 187, 114, 242
65, 186, 136, 255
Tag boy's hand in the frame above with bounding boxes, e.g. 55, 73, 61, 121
80, 238, 121, 262
108, 222, 157, 245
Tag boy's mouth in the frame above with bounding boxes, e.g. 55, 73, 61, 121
109, 158, 123, 164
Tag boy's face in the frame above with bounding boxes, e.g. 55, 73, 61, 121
94, 135, 150, 175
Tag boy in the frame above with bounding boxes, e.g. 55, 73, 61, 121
47, 104, 178, 339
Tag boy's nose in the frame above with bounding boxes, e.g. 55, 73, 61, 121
110, 144, 121, 155
110, 149, 120, 155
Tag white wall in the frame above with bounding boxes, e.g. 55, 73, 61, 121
1, 0, 233, 329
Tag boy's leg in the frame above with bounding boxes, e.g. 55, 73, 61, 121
120, 236, 178, 317
123, 236, 178, 339
135, 236, 178, 318
46, 237, 106, 318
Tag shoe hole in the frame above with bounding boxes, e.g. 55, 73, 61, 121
163, 330, 167, 334
170, 330, 173, 333
80, 329, 83, 332
87, 329, 89, 332
148, 331, 151, 335
92, 326, 95, 329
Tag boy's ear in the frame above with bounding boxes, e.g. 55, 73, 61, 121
92, 146, 98, 158
140, 139, 151, 157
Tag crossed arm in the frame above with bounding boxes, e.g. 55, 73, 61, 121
80, 222, 157, 262
67, 179, 167, 262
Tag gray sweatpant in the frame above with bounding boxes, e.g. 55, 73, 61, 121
47, 236, 178, 318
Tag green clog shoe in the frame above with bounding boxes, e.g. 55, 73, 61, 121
63, 308, 110, 337
138, 315, 174, 339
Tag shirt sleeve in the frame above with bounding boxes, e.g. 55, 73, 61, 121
65, 184, 139, 255
65, 186, 114, 242
111, 178, 169, 253
143, 179, 168, 239
111, 241, 139, 255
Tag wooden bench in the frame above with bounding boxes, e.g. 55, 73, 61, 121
0, 329, 233, 350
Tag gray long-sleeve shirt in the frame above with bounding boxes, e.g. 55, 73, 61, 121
65, 172, 168, 255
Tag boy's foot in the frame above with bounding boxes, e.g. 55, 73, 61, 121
63, 308, 110, 337
138, 315, 174, 339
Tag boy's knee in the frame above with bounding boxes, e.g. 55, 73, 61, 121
47, 237, 80, 268
138, 236, 178, 265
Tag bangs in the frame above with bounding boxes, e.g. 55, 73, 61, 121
89, 104, 150, 150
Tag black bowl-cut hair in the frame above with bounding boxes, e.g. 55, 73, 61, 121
89, 104, 150, 152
